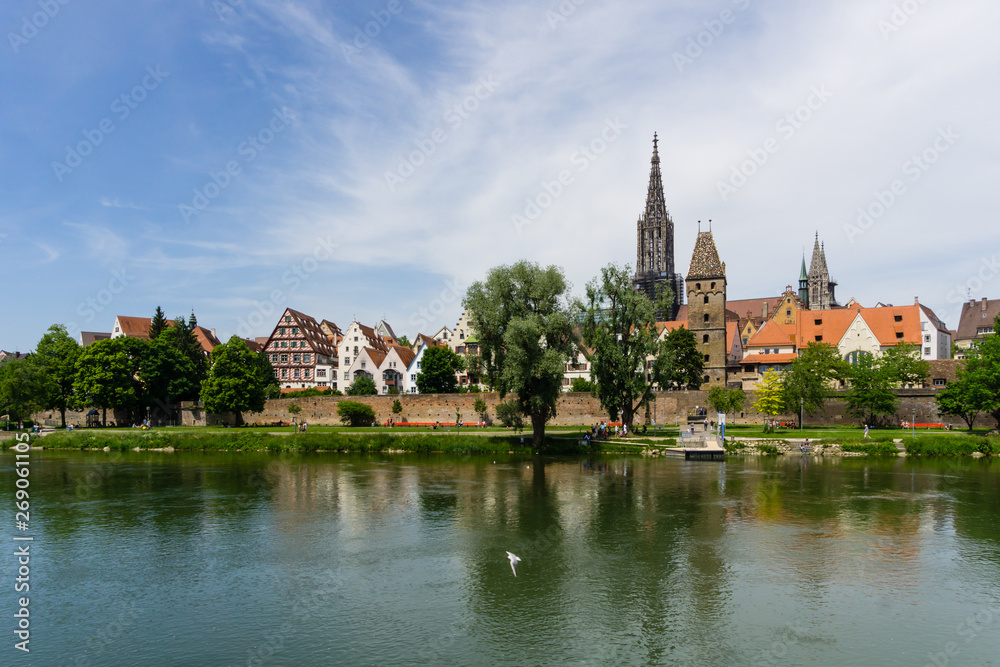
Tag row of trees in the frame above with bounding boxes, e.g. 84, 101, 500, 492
463, 261, 705, 448
749, 341, 933, 428
0, 310, 279, 428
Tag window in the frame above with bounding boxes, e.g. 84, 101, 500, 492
293, 354, 300, 363
456, 346, 465, 354
924, 335, 931, 342
704, 354, 710, 362
460, 333, 465, 339
354, 336, 358, 342
711, 282, 716, 289
786, 310, 791, 316
361, 362, 366, 369
284, 316, 291, 323
417, 362, 421, 369
343, 372, 349, 380
293, 369, 300, 379
702, 334, 709, 343
933, 378, 947, 387
703, 295, 709, 304
703, 314, 709, 323
894, 315, 902, 322
303, 354, 310, 363
279, 328, 285, 335
292, 328, 298, 334
924, 347, 931, 355
281, 369, 288, 379
304, 369, 310, 379
271, 354, 278, 362
814, 319, 822, 326
410, 374, 416, 382
280, 354, 288, 362
815, 335, 823, 342
273, 369, 279, 378
696, 283, 701, 290
317, 369, 326, 378
703, 375, 709, 383
896, 332, 904, 339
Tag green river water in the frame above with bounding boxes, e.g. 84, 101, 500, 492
3, 451, 999, 666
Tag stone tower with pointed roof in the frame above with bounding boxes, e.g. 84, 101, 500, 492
807, 233, 838, 310
633, 133, 684, 320
687, 229, 728, 388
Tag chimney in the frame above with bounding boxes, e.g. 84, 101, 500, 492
983, 297, 989, 311
211, 328, 217, 339
914, 296, 919, 305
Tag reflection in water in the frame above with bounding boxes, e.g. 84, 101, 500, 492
9, 451, 1000, 666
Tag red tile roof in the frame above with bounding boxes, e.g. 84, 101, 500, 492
740, 353, 799, 365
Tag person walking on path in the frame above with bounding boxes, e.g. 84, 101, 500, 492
864, 424, 870, 439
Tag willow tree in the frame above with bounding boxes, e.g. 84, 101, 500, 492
463, 261, 575, 448
577, 263, 673, 430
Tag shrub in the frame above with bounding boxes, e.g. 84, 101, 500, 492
841, 442, 899, 456
337, 401, 376, 427
494, 399, 525, 433
904, 435, 985, 457
757, 443, 779, 455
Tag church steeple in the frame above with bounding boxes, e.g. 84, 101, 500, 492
633, 133, 683, 319
798, 254, 809, 306
807, 232, 838, 310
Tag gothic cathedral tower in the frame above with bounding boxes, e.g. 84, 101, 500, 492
807, 232, 838, 310
686, 229, 728, 388
633, 134, 684, 320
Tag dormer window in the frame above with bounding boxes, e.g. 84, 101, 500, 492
894, 315, 902, 322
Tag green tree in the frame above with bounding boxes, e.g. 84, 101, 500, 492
843, 344, 930, 428
161, 315, 208, 386
338, 400, 375, 427
464, 261, 575, 448
416, 345, 463, 394
935, 366, 988, 430
287, 402, 302, 429
347, 375, 378, 396
494, 398, 525, 433
396, 335, 412, 348
843, 351, 899, 428
707, 386, 746, 424
33, 324, 81, 428
781, 342, 846, 420
577, 263, 674, 430
200, 337, 278, 426
74, 337, 147, 425
752, 370, 785, 429
392, 399, 403, 418
661, 327, 704, 390
0, 358, 46, 425
570, 377, 596, 393
473, 396, 487, 423
956, 315, 1000, 428
139, 337, 201, 418
149, 306, 168, 339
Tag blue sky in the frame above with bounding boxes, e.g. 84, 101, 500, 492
2, 0, 998, 352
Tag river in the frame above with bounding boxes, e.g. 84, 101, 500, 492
5, 451, 1000, 666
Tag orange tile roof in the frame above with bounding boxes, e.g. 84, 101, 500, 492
795, 306, 862, 347
746, 320, 797, 347
391, 345, 416, 367
858, 305, 921, 346
115, 316, 155, 338
741, 353, 799, 365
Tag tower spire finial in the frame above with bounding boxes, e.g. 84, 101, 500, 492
651, 132, 659, 163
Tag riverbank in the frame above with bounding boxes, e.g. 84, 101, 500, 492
6, 429, 672, 456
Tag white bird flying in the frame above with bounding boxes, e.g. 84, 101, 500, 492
506, 551, 521, 577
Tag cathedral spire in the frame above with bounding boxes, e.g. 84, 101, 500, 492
633, 133, 682, 319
